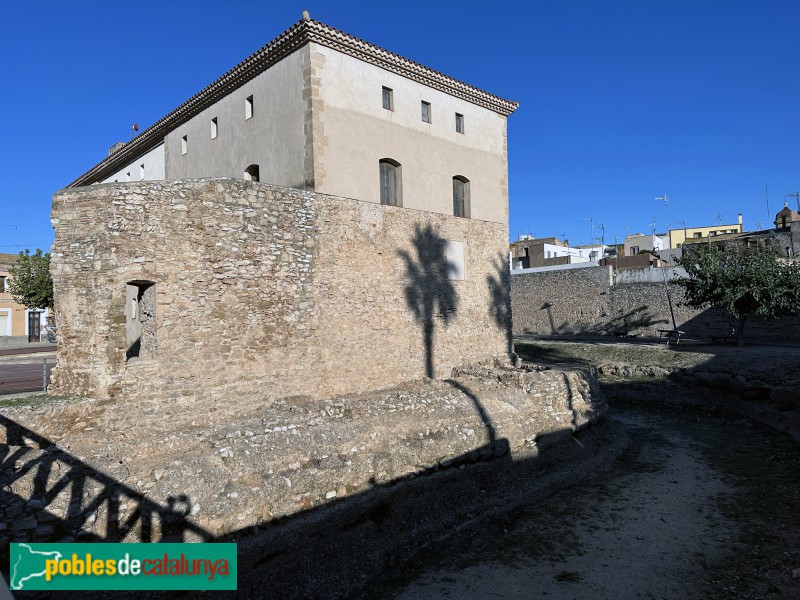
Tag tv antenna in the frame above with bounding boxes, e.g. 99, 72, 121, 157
716, 211, 723, 224
786, 192, 800, 212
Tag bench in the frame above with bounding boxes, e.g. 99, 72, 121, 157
658, 329, 685, 346
711, 327, 737, 345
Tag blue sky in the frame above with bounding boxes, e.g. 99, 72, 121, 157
1, 1, 798, 251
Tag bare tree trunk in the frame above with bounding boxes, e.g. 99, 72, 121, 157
737, 314, 747, 347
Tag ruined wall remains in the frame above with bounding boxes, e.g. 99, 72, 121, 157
50, 179, 510, 403
511, 265, 800, 340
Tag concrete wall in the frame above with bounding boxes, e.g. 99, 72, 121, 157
163, 51, 307, 189
314, 44, 509, 225
50, 179, 510, 403
511, 265, 800, 340
101, 143, 166, 184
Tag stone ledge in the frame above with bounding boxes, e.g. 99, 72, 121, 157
0, 362, 605, 546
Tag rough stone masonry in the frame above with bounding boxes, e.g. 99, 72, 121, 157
49, 178, 510, 404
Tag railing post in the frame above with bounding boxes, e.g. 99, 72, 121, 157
43, 358, 47, 392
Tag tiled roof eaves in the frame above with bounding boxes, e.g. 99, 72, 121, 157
68, 18, 518, 188
305, 20, 519, 117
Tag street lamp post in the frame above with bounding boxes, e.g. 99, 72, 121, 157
656, 194, 669, 239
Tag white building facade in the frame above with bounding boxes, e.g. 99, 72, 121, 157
71, 14, 517, 227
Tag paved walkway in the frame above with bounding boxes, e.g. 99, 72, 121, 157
0, 343, 56, 357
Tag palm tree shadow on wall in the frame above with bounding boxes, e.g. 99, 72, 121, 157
487, 253, 514, 357
398, 224, 459, 378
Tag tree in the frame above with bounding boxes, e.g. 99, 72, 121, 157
8, 249, 54, 310
674, 242, 800, 346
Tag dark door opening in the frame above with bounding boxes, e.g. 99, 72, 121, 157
28, 311, 41, 343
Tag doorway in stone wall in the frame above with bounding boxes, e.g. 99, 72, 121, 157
125, 281, 156, 360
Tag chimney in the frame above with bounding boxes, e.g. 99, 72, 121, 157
738, 213, 743, 228
108, 142, 125, 156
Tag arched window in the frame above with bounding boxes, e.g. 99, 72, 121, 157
379, 159, 402, 206
244, 164, 260, 182
453, 176, 470, 218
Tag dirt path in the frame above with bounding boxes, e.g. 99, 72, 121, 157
362, 398, 800, 599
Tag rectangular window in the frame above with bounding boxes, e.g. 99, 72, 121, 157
245, 95, 253, 120
382, 86, 393, 111
126, 172, 131, 181
693, 232, 702, 238
211, 117, 218, 139
379, 160, 401, 206
0, 275, 6, 292
181, 135, 187, 155
631, 246, 639, 255
455, 113, 464, 133
421, 101, 431, 123
139, 164, 145, 180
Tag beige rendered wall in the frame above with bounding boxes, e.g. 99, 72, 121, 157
100, 143, 166, 184
312, 44, 509, 225
49, 179, 511, 403
163, 51, 307, 188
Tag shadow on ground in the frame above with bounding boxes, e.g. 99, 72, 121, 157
0, 394, 624, 598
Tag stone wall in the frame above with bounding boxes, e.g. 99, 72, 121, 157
50, 179, 510, 403
511, 265, 800, 340
0, 362, 607, 546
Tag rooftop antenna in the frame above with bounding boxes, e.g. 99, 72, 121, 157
655, 194, 669, 230
786, 192, 800, 212
756, 220, 763, 230
649, 218, 657, 234
717, 211, 723, 224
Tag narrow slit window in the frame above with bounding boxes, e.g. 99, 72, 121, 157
421, 101, 431, 123
211, 117, 218, 139
382, 86, 394, 111
245, 95, 254, 120
126, 171, 131, 182
455, 113, 465, 134
181, 135, 187, 155
139, 164, 145, 180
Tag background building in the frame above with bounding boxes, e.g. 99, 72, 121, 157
0, 253, 49, 344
